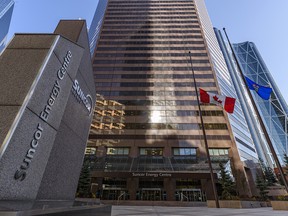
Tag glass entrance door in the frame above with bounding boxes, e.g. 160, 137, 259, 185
138, 188, 162, 201
175, 189, 206, 202
102, 189, 129, 200
138, 179, 164, 201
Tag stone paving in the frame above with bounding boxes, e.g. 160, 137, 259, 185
111, 206, 288, 216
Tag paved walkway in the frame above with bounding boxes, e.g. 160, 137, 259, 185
111, 206, 288, 216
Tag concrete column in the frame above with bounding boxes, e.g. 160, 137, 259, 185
127, 178, 138, 200
230, 158, 253, 198
164, 178, 176, 201
201, 179, 214, 200
245, 167, 258, 196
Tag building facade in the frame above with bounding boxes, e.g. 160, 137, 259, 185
87, 0, 252, 201
232, 41, 288, 165
195, 1, 259, 166
0, 0, 14, 53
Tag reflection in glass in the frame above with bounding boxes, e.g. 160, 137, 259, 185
150, 110, 163, 123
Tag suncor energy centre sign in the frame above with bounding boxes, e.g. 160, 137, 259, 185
0, 20, 95, 201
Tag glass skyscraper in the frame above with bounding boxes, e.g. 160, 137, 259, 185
214, 27, 288, 168
233, 41, 288, 165
88, 0, 108, 57
86, 0, 253, 201
214, 30, 275, 169
0, 0, 14, 53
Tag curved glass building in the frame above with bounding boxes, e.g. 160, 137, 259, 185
233, 41, 288, 164
214, 30, 288, 166
0, 0, 14, 53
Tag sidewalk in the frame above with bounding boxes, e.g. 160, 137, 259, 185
111, 206, 288, 216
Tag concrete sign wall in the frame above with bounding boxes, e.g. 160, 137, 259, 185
0, 20, 95, 200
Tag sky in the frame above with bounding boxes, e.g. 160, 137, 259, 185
6, 0, 288, 103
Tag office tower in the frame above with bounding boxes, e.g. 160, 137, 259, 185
0, 0, 14, 53
88, 0, 108, 56
195, 1, 259, 167
88, 0, 252, 201
232, 41, 288, 164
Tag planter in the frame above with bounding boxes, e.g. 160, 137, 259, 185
271, 201, 288, 210
259, 201, 271, 207
207, 200, 267, 208
267, 186, 287, 197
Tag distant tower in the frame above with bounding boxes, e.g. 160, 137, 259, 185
88, 0, 108, 57
233, 41, 288, 164
214, 29, 275, 169
0, 0, 14, 53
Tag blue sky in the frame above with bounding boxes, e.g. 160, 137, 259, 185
205, 0, 288, 103
7, 0, 288, 103
7, 0, 98, 37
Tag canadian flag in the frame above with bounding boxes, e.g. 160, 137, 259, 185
199, 88, 236, 113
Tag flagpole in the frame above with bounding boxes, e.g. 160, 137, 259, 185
189, 51, 220, 208
222, 28, 288, 192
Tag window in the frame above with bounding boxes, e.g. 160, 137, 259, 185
92, 134, 231, 140
105, 16, 198, 20
94, 73, 213, 79
106, 12, 196, 16
173, 148, 196, 156
85, 147, 97, 155
140, 148, 163, 156
200, 123, 228, 130
107, 147, 130, 155
114, 100, 197, 106
209, 148, 229, 156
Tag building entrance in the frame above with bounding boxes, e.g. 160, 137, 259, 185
137, 179, 165, 200
101, 177, 128, 200
175, 189, 206, 202
137, 188, 165, 201
102, 188, 129, 200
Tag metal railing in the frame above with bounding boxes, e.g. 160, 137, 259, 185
117, 192, 127, 205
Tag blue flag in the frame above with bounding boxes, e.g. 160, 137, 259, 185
245, 76, 272, 100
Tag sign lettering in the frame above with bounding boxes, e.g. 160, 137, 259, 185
131, 172, 172, 178
72, 80, 93, 115
14, 51, 72, 181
